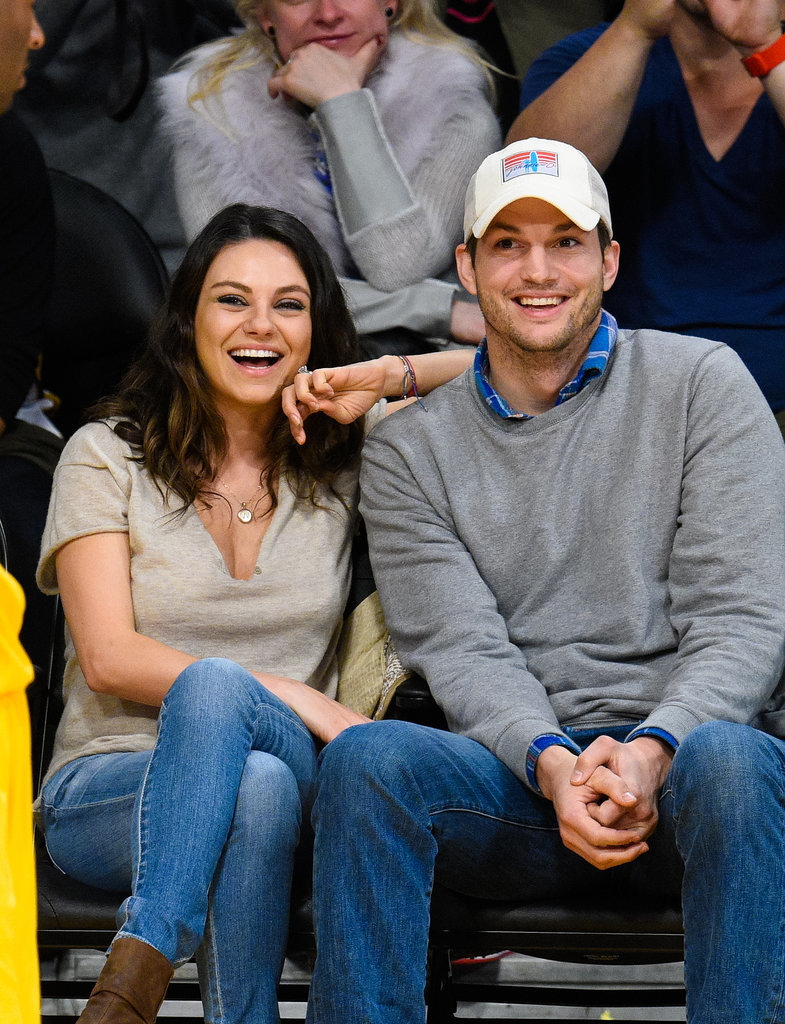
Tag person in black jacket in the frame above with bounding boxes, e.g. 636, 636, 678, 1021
0, 1, 61, 670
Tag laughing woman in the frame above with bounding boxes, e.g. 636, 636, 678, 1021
35, 204, 471, 1024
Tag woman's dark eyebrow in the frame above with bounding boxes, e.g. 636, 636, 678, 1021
209, 281, 310, 297
274, 285, 311, 297
210, 279, 251, 292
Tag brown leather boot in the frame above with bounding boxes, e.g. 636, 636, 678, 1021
76, 937, 174, 1023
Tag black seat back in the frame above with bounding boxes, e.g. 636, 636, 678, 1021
43, 169, 169, 438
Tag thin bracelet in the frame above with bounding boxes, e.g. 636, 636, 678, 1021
397, 355, 427, 411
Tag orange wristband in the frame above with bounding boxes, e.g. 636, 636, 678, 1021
742, 33, 785, 77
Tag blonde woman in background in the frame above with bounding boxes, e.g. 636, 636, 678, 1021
158, 0, 500, 355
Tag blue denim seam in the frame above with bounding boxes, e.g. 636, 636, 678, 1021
42, 830, 69, 877
769, 916, 785, 1024
430, 806, 558, 832
203, 904, 225, 1022
42, 789, 139, 817
130, 731, 158, 904
766, 770, 785, 1024
253, 699, 313, 743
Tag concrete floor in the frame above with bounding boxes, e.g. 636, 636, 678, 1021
42, 949, 685, 1021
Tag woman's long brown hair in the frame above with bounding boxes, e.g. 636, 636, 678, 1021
91, 204, 365, 515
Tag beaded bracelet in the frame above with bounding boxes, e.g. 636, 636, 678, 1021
397, 354, 427, 411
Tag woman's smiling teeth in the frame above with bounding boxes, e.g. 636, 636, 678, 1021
229, 348, 281, 367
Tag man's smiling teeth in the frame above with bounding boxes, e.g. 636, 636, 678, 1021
517, 297, 563, 307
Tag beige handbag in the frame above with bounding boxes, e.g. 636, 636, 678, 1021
335, 590, 411, 720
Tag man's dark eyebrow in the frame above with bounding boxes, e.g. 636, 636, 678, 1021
486, 220, 519, 235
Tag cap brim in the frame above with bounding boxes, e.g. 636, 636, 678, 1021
469, 176, 601, 240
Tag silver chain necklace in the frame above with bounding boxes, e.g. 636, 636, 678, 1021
215, 480, 263, 524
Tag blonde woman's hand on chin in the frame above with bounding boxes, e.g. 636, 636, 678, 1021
268, 35, 385, 106
253, 671, 371, 743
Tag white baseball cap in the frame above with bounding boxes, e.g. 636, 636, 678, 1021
463, 138, 612, 241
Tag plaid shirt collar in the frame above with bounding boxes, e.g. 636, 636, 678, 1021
473, 311, 618, 420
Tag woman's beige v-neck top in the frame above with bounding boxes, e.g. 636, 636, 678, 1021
36, 413, 382, 789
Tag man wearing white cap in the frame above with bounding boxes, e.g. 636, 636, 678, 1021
306, 139, 785, 1024
510, 0, 785, 420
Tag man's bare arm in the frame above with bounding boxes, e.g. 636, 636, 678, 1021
704, 0, 785, 128
507, 0, 676, 172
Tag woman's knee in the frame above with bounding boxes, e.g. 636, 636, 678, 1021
232, 751, 303, 851
163, 658, 259, 722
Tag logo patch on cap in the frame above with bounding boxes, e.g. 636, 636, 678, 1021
502, 150, 559, 181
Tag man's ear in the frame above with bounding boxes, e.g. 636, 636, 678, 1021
455, 243, 478, 296
602, 239, 621, 293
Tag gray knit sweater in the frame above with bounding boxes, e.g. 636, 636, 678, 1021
360, 328, 785, 787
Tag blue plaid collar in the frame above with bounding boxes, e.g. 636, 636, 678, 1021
474, 311, 618, 420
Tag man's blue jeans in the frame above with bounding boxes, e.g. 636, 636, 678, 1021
39, 658, 319, 1024
308, 719, 785, 1024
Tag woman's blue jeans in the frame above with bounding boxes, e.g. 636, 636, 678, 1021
39, 658, 319, 1024
308, 719, 785, 1024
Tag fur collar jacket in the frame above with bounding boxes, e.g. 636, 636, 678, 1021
158, 33, 494, 276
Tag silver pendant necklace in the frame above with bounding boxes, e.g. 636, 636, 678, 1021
216, 481, 263, 525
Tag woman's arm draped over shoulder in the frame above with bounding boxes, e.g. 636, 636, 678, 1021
283, 349, 474, 444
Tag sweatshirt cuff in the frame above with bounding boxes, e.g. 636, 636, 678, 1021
636, 704, 703, 746
625, 725, 679, 751
343, 276, 457, 338
525, 733, 582, 794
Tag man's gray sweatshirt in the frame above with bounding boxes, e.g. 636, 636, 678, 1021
360, 328, 785, 788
